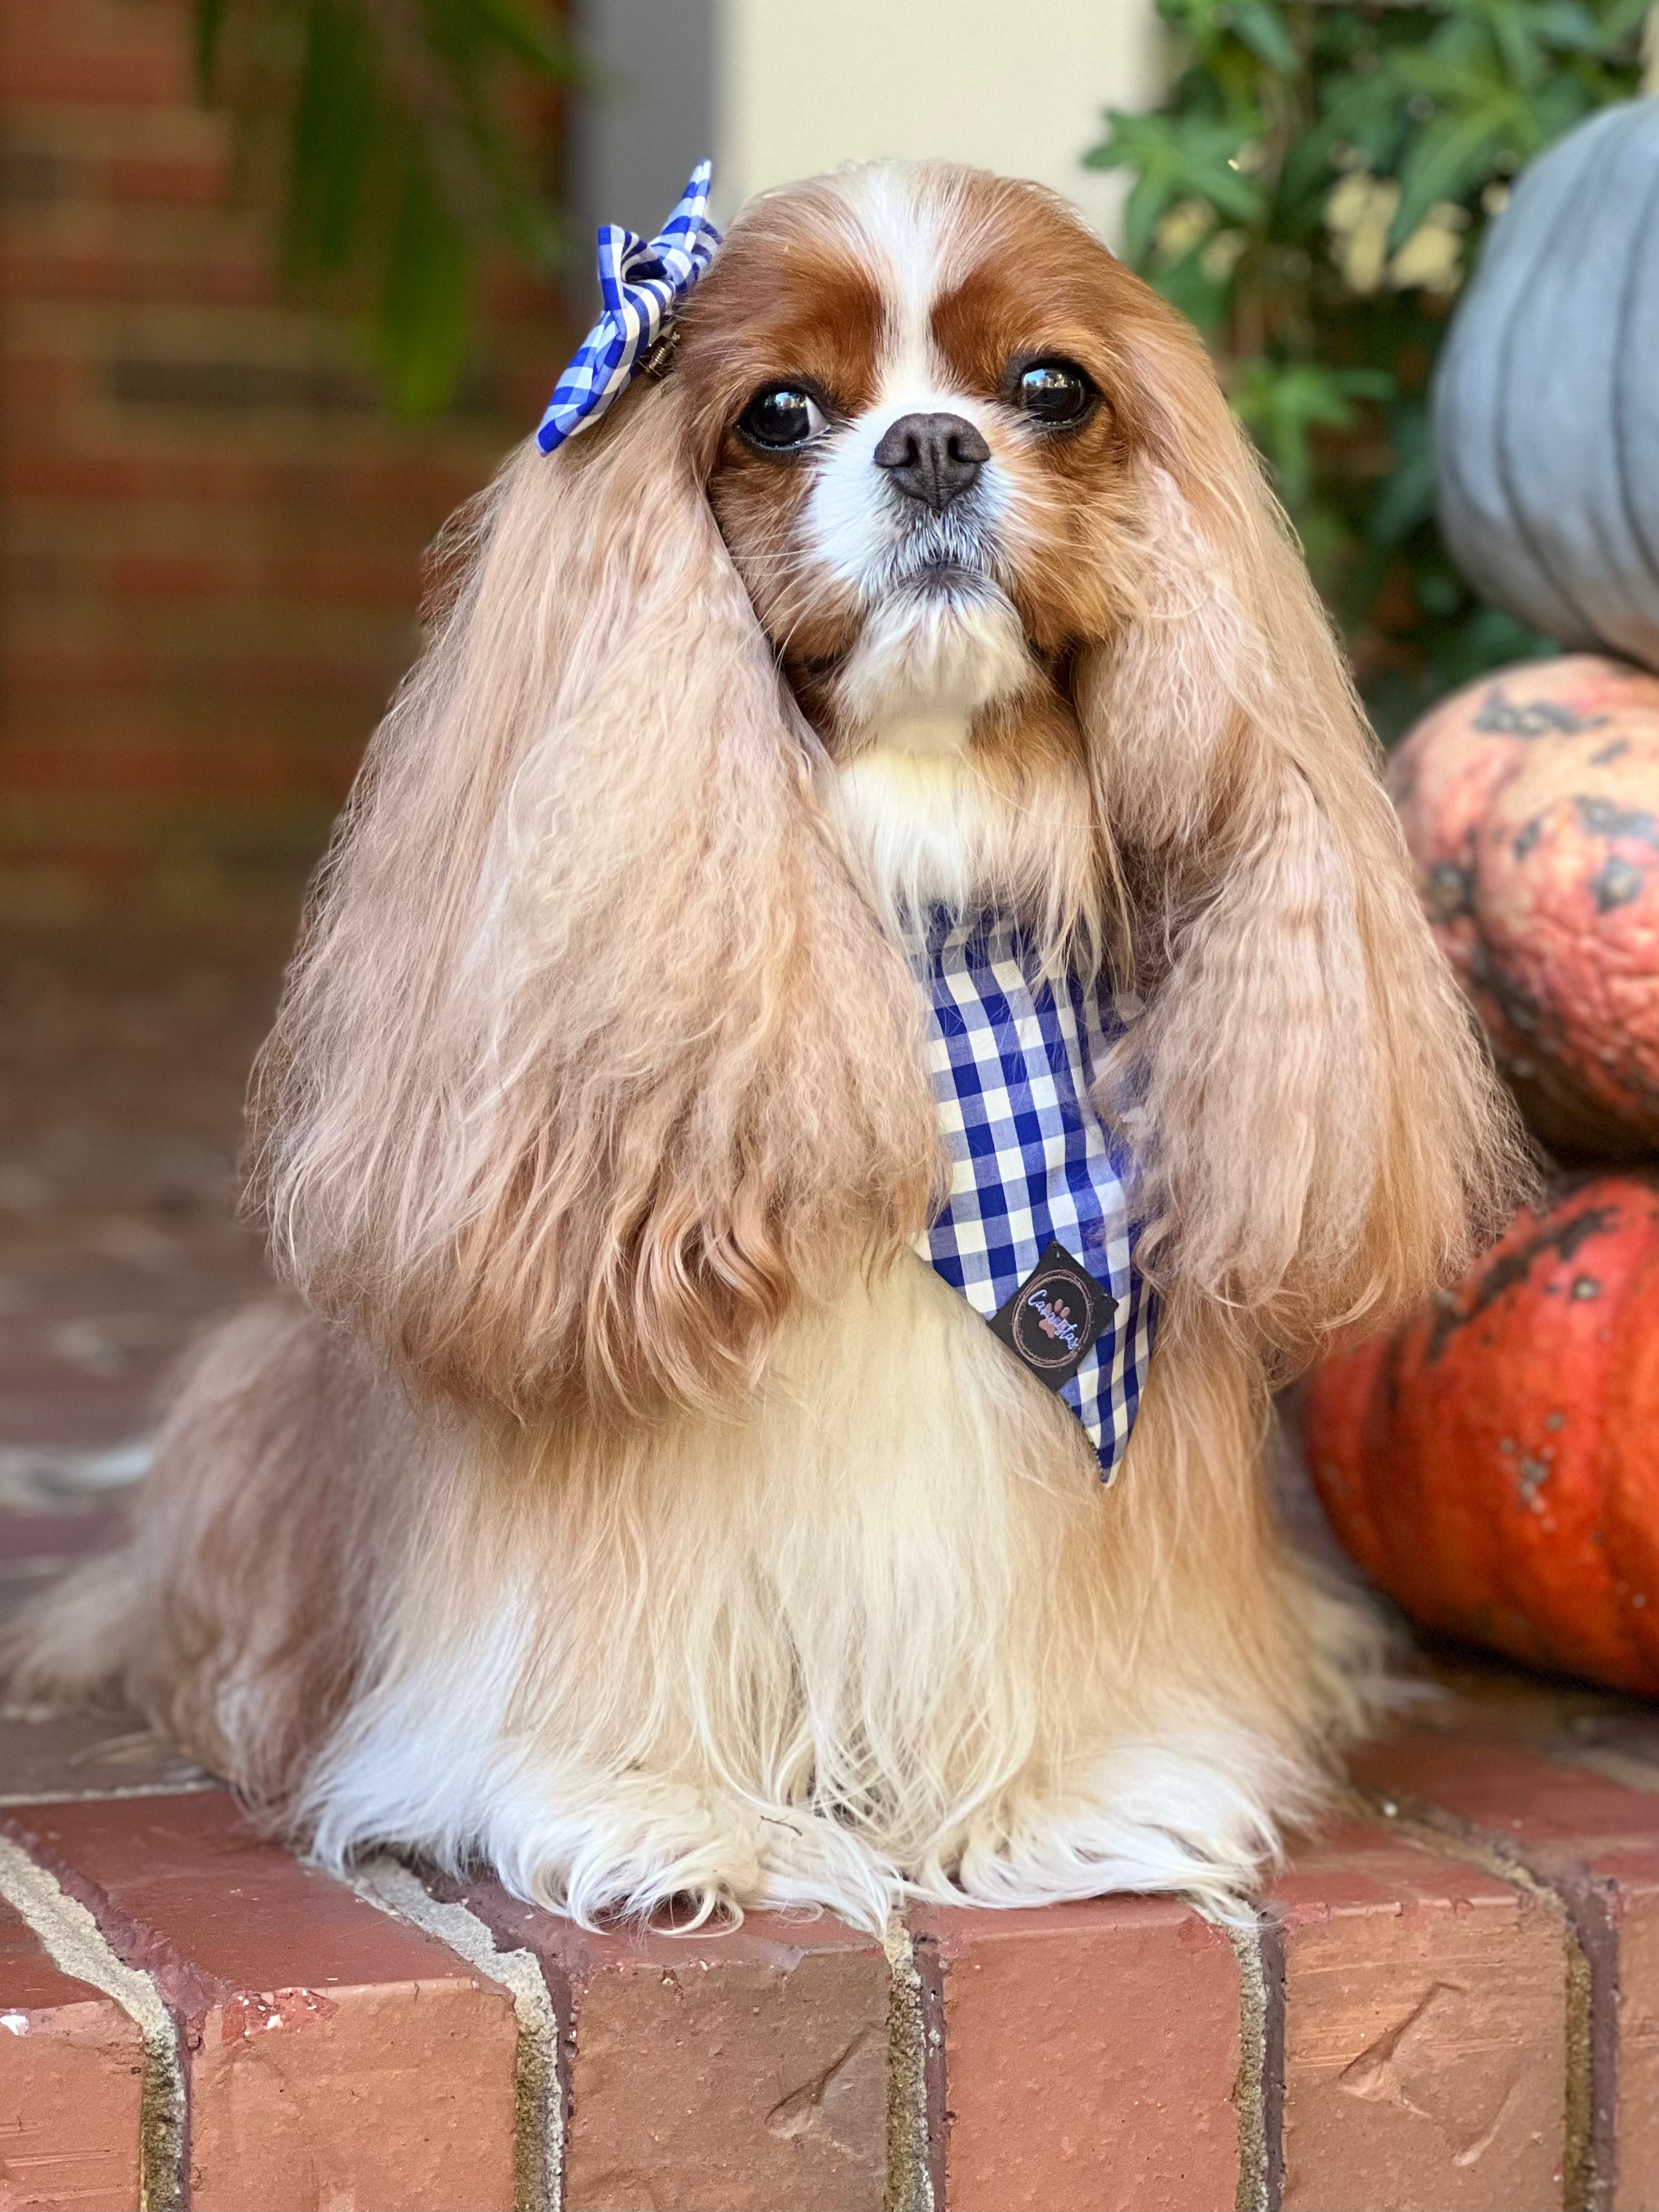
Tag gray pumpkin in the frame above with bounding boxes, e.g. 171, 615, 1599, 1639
1435, 98, 1659, 673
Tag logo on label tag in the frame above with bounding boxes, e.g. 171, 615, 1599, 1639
988, 1241, 1117, 1391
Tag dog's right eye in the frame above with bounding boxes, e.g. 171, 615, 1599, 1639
737, 384, 827, 452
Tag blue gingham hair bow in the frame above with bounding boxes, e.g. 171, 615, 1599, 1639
536, 161, 722, 454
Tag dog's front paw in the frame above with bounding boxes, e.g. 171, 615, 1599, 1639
908, 1729, 1316, 1922
478, 1770, 904, 1932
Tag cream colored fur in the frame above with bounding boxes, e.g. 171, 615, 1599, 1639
8, 163, 1526, 1931
17, 1271, 1369, 1928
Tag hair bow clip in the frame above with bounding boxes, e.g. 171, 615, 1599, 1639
536, 161, 722, 454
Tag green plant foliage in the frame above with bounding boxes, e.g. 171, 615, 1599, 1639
195, 0, 574, 417
1088, 0, 1646, 735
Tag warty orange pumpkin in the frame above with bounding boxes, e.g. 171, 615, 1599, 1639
1390, 654, 1659, 1160
1303, 1175, 1659, 1698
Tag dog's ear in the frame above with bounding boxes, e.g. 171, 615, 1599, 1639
1075, 315, 1528, 1361
247, 378, 939, 1423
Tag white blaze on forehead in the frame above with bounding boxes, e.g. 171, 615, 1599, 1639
837, 165, 959, 401
806, 167, 1012, 593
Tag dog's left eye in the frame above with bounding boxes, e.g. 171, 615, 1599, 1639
1011, 360, 1097, 426
737, 384, 828, 452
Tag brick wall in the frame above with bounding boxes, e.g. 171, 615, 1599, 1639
0, 0, 557, 920
3, 1652, 1659, 2212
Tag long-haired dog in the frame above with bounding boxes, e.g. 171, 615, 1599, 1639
15, 164, 1522, 1929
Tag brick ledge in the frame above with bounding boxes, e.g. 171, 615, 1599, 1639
3, 1658, 1658, 2211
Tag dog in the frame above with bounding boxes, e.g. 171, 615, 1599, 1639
14, 162, 1522, 1930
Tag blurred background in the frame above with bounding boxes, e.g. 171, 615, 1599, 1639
0, 0, 1650, 1505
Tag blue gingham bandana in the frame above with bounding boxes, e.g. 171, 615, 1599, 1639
536, 161, 721, 453
907, 910, 1158, 1483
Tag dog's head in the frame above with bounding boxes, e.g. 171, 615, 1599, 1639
671, 165, 1235, 937
682, 167, 1145, 740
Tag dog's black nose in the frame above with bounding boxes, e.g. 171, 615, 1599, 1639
873, 411, 990, 511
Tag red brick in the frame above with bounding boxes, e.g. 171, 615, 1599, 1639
0, 52, 185, 109
0, 356, 82, 418
0, 1708, 211, 1809
1269, 1817, 1565, 2212
1355, 1732, 1659, 2212
1, 247, 272, 309
0, 1894, 144, 2211
1, 446, 482, 514
910, 1894, 1240, 2212
439, 1872, 891, 2212
4, 1794, 518, 2212
101, 156, 230, 210
1619, 1894, 1659, 2212
0, 0, 545, 933
268, 550, 425, 609
105, 553, 247, 604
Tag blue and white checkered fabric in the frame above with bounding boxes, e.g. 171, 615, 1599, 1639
907, 909, 1158, 1483
536, 161, 721, 453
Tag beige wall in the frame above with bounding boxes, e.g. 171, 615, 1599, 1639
714, 0, 1161, 241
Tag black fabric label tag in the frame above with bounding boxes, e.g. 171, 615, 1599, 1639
988, 1240, 1117, 1392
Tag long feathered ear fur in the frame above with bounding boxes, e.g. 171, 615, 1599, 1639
247, 379, 941, 1423
1078, 309, 1530, 1363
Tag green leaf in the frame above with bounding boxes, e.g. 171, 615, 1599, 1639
445, 0, 576, 74
1531, 0, 1604, 50
191, 0, 573, 417
1087, 108, 1265, 263
1476, 0, 1549, 92
1582, 0, 1654, 51
1366, 405, 1437, 545
1281, 72, 1401, 204
1232, 357, 1392, 509
193, 0, 228, 97
285, 0, 376, 274
1390, 101, 1519, 243
1145, 237, 1239, 335
378, 151, 473, 418
1119, 172, 1174, 267
1230, 0, 1300, 73
1157, 0, 1254, 60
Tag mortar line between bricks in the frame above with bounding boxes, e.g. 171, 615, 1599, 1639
884, 1916, 936, 2212
0, 1827, 185, 2212
1259, 1911, 1286, 2212
352, 1856, 563, 2212
0, 1779, 220, 1809
1354, 1784, 1600, 2212
898, 1920, 946, 2212
1228, 1916, 1274, 2212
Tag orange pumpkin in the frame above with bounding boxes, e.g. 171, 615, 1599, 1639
1304, 1175, 1659, 1697
1390, 654, 1659, 1159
